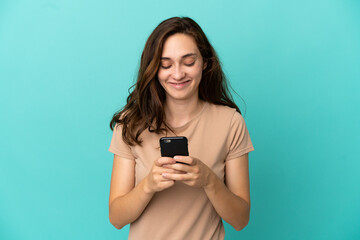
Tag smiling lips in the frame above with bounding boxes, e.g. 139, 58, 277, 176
168, 80, 191, 89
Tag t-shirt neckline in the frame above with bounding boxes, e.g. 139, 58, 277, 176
166, 101, 209, 132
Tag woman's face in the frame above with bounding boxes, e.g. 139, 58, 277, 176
157, 33, 205, 102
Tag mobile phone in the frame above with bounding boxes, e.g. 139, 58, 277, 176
160, 136, 189, 158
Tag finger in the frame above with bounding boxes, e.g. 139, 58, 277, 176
162, 173, 192, 181
162, 164, 187, 172
160, 178, 176, 182
162, 168, 187, 174
155, 173, 176, 182
164, 163, 192, 173
162, 164, 176, 168
155, 157, 176, 167
173, 156, 197, 165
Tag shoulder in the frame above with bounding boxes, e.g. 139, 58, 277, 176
205, 102, 241, 123
197, 102, 244, 134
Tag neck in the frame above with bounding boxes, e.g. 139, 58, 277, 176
164, 97, 203, 128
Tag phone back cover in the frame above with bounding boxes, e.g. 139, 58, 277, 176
160, 137, 189, 158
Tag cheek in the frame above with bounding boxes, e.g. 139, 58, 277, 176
192, 65, 203, 79
157, 69, 167, 82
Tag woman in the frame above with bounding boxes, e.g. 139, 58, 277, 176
108, 17, 254, 239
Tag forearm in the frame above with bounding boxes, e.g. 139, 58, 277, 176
109, 178, 154, 229
204, 173, 250, 231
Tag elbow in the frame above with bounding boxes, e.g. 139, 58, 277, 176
233, 201, 250, 231
114, 225, 124, 230
109, 214, 125, 230
233, 214, 250, 231
112, 223, 124, 230
109, 199, 127, 230
233, 220, 249, 231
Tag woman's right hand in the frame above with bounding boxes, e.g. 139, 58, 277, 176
143, 157, 184, 193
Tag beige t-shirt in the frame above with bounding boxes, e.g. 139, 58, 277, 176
109, 102, 254, 240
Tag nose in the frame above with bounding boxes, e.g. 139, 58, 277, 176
172, 65, 185, 80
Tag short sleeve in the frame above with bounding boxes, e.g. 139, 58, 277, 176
226, 111, 254, 161
108, 124, 135, 160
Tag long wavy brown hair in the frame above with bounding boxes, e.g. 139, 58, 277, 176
110, 17, 241, 146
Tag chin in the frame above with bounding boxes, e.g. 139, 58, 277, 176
168, 92, 197, 101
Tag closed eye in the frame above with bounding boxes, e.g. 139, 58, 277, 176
184, 62, 195, 67
160, 65, 171, 69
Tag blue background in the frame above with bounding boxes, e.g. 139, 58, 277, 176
1, 0, 359, 239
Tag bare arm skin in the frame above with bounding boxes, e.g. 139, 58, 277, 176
205, 154, 251, 230
163, 153, 251, 231
108, 155, 181, 229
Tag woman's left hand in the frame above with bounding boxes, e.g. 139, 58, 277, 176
162, 156, 215, 188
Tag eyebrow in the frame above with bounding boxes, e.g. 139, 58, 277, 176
160, 53, 197, 60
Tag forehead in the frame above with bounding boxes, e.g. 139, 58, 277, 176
161, 33, 200, 58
